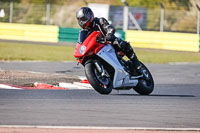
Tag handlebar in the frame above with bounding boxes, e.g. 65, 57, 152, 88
96, 24, 106, 37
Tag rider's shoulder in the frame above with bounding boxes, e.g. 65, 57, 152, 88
94, 17, 107, 22
98, 17, 107, 22
94, 17, 99, 23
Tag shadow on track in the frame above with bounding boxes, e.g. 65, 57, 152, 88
111, 94, 195, 97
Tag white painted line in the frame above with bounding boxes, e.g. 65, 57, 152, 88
169, 62, 200, 65
58, 82, 88, 90
78, 76, 87, 80
73, 82, 93, 89
0, 125, 199, 131
0, 84, 22, 90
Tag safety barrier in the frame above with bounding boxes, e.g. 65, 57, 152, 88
0, 23, 124, 43
58, 27, 125, 42
116, 30, 125, 40
126, 30, 200, 52
0, 22, 199, 52
0, 22, 58, 43
59, 27, 79, 42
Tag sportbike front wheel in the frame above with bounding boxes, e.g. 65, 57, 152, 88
84, 60, 113, 95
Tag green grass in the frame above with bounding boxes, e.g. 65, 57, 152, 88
0, 42, 76, 61
0, 41, 200, 63
135, 48, 200, 63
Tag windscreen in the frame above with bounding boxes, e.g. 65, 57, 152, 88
78, 30, 88, 44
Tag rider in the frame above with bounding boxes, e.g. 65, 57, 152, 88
76, 7, 144, 75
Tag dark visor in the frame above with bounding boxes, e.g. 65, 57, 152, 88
79, 16, 88, 22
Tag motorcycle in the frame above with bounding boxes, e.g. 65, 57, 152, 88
74, 25, 154, 95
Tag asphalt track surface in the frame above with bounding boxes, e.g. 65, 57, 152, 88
0, 61, 200, 132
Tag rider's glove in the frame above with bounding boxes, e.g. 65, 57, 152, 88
106, 33, 115, 41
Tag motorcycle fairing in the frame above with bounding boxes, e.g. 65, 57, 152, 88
74, 31, 105, 63
74, 43, 83, 58
97, 44, 138, 88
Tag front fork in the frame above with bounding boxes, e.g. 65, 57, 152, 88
94, 61, 110, 78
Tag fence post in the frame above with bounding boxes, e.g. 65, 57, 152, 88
122, 0, 129, 31
9, 0, 13, 23
196, 4, 200, 35
160, 3, 164, 32
197, 4, 200, 52
123, 6, 129, 31
46, 0, 51, 25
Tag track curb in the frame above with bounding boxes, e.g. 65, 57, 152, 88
0, 77, 92, 90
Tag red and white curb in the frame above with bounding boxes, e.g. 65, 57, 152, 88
0, 76, 93, 90
0, 83, 68, 90
0, 84, 22, 90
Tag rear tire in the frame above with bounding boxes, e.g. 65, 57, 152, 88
134, 63, 154, 95
84, 60, 113, 95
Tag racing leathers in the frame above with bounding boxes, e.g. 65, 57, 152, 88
81, 17, 142, 73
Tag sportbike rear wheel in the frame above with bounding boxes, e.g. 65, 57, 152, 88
134, 62, 154, 95
84, 60, 113, 95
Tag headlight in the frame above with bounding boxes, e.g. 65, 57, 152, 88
79, 45, 86, 55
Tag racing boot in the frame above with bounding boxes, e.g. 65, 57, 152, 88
130, 54, 150, 80
118, 39, 148, 78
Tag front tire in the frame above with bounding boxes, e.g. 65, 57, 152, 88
84, 60, 113, 95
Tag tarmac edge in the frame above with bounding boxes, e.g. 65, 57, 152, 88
0, 125, 199, 131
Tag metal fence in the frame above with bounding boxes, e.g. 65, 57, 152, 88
0, 1, 199, 34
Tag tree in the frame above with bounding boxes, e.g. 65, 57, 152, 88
126, 0, 192, 10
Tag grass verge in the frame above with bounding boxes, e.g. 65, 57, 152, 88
135, 48, 200, 63
0, 42, 76, 61
0, 41, 200, 63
